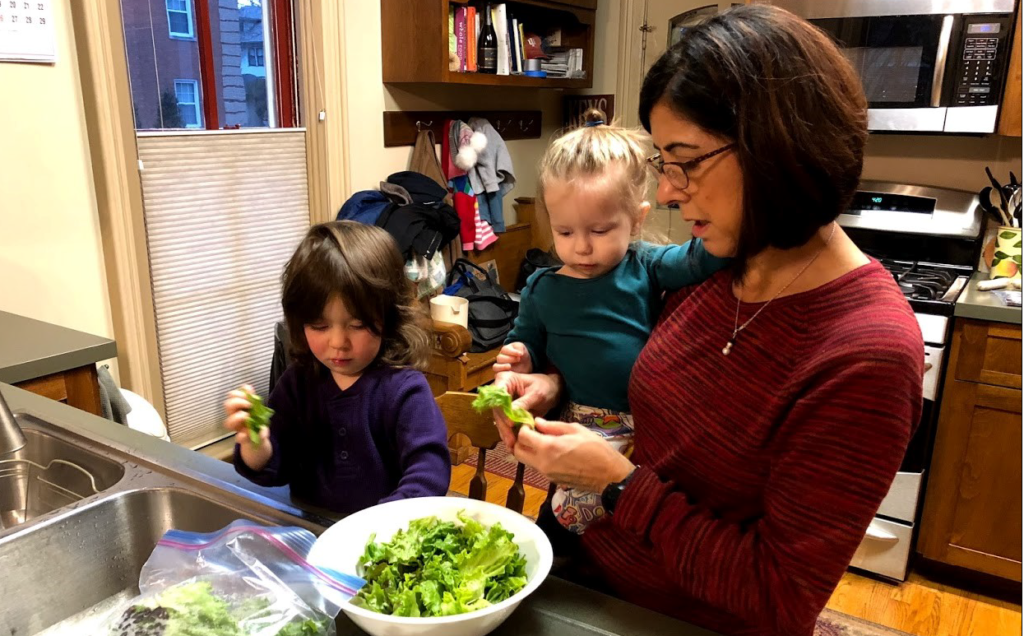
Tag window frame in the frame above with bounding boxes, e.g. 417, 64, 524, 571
165, 0, 196, 40
173, 79, 202, 128
248, 45, 265, 68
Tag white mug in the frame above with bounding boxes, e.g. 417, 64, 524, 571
429, 295, 469, 329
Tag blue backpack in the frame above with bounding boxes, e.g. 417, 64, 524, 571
337, 191, 392, 225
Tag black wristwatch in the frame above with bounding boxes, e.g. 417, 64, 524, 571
601, 466, 638, 515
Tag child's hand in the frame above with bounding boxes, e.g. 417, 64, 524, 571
223, 384, 273, 471
494, 342, 533, 374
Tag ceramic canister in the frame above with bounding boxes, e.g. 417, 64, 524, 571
990, 226, 1023, 279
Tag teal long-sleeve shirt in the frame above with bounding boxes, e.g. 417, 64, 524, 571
506, 240, 727, 412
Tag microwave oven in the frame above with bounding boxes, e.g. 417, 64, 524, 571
774, 0, 1018, 134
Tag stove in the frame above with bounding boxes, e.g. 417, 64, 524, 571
878, 259, 972, 313
838, 181, 984, 582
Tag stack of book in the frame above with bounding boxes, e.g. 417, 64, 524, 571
448, 3, 545, 76
540, 49, 584, 78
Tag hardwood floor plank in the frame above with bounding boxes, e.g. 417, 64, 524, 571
826, 571, 1020, 636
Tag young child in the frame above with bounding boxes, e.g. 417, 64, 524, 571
495, 110, 727, 537
224, 221, 451, 515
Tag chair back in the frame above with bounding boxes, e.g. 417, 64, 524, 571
435, 391, 526, 513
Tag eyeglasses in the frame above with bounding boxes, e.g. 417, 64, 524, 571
646, 144, 735, 190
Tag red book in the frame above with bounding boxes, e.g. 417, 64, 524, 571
467, 7, 477, 71
455, 7, 467, 72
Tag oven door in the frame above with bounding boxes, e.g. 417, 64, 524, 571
811, 13, 956, 131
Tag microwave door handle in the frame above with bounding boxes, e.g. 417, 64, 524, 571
931, 15, 955, 107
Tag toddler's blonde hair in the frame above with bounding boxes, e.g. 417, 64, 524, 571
537, 108, 651, 226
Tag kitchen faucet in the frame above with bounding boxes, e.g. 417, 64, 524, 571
0, 389, 26, 455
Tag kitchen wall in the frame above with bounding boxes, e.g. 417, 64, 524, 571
862, 133, 1023, 195
0, 0, 115, 346
341, 1, 621, 225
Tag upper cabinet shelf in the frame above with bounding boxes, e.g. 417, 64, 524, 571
381, 0, 597, 89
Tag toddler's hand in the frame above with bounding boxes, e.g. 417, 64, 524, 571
223, 384, 273, 470
493, 342, 533, 374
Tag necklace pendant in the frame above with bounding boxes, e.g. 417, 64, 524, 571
722, 339, 734, 356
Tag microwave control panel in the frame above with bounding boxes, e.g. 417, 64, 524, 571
953, 15, 1014, 107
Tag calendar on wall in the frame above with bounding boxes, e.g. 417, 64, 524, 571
0, 0, 56, 63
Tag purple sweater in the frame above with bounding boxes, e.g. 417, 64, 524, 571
234, 363, 451, 514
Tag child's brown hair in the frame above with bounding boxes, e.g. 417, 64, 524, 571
281, 221, 431, 371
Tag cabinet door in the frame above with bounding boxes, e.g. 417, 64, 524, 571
998, 1, 1021, 136
954, 320, 1023, 389
920, 380, 1022, 581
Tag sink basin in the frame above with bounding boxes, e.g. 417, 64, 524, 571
0, 427, 125, 530
0, 487, 301, 635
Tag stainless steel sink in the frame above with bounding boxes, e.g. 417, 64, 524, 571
0, 487, 306, 635
0, 425, 125, 530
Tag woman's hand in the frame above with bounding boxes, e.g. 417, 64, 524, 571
493, 342, 533, 374
223, 384, 273, 471
513, 419, 635, 494
491, 371, 563, 450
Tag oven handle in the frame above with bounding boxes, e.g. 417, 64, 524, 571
864, 521, 900, 543
932, 15, 955, 108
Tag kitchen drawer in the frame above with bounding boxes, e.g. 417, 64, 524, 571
954, 319, 1022, 389
850, 517, 914, 581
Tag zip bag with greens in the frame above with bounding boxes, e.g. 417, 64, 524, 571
103, 520, 365, 636
352, 512, 529, 617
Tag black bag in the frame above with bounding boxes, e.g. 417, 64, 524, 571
444, 259, 519, 353
516, 248, 561, 291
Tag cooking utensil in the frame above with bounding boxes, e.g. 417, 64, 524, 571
985, 166, 1011, 217
980, 186, 1012, 226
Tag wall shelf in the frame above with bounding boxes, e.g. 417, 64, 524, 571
381, 0, 596, 89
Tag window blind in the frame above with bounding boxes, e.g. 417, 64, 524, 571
137, 130, 309, 448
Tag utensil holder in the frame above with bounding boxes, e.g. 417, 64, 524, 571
989, 226, 1022, 279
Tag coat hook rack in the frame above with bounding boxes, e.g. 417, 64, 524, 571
384, 111, 542, 147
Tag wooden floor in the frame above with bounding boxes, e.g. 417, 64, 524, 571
449, 464, 1022, 636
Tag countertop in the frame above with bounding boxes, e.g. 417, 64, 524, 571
954, 273, 1024, 325
0, 381, 718, 636
0, 311, 117, 383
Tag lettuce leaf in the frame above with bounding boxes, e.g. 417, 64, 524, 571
471, 385, 535, 430
244, 391, 275, 446
351, 512, 529, 617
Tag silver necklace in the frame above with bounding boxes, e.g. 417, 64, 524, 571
722, 222, 837, 356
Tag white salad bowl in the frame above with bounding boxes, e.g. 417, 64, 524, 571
308, 496, 553, 636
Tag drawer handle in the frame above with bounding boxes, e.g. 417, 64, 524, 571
864, 521, 899, 543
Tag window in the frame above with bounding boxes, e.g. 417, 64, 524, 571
174, 79, 202, 128
248, 46, 265, 67
166, 0, 195, 39
123, 0, 296, 130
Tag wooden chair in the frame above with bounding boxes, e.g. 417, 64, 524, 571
435, 391, 526, 513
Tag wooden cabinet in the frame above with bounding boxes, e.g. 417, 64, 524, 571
998, 1, 1022, 136
381, 0, 596, 88
15, 365, 103, 417
919, 319, 1022, 582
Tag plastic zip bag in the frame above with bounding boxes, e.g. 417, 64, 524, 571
103, 520, 364, 636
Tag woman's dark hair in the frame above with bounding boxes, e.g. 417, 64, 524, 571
639, 4, 867, 272
281, 221, 431, 371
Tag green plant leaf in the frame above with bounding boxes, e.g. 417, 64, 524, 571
995, 251, 1012, 260
1015, 240, 1022, 248
472, 385, 535, 430
1001, 231, 1019, 239
1014, 255, 1022, 265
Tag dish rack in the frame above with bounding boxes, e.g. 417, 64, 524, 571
0, 457, 101, 529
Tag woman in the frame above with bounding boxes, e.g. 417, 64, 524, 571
494, 6, 924, 636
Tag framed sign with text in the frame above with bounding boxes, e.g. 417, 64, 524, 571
563, 95, 615, 128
